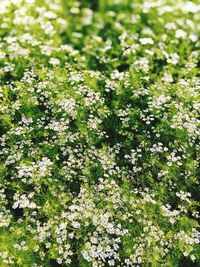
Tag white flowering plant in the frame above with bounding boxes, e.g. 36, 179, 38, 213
0, 0, 199, 266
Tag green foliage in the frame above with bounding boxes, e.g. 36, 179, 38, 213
0, 0, 199, 266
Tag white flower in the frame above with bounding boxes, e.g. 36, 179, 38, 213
181, 2, 200, 13
162, 73, 173, 83
190, 255, 196, 261
175, 29, 187, 39
0, 51, 6, 59
49, 57, 60, 66
139, 38, 154, 45
167, 53, 179, 65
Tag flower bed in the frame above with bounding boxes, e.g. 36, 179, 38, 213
0, 0, 199, 266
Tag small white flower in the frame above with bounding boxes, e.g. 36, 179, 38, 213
190, 255, 196, 261
175, 29, 187, 39
49, 57, 60, 66
162, 73, 173, 83
139, 38, 154, 45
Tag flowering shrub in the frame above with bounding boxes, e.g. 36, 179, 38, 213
0, 0, 200, 266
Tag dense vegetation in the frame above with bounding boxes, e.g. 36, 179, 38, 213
0, 0, 199, 266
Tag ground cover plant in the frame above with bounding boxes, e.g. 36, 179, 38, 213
0, 0, 200, 266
